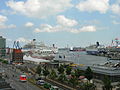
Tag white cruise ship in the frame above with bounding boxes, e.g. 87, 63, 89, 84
86, 42, 106, 55
22, 39, 58, 60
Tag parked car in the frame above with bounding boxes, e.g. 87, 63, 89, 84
36, 80, 45, 85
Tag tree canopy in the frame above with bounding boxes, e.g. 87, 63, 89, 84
58, 65, 64, 74
74, 68, 83, 78
102, 76, 112, 90
50, 69, 57, 79
43, 69, 50, 78
36, 65, 42, 76
58, 73, 67, 82
66, 66, 72, 75
69, 75, 78, 87
85, 67, 93, 81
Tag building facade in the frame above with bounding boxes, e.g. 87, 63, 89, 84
0, 36, 6, 57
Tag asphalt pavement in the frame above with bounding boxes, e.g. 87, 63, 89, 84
1, 64, 40, 90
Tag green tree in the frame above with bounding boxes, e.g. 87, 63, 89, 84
85, 67, 93, 81
66, 66, 72, 75
58, 73, 67, 82
74, 69, 83, 78
58, 65, 64, 74
69, 75, 78, 87
102, 76, 112, 90
50, 69, 57, 79
43, 69, 50, 78
36, 65, 42, 76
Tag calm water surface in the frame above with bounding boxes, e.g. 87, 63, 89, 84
55, 51, 109, 65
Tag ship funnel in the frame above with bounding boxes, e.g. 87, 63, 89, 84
96, 42, 100, 46
53, 44, 55, 47
33, 39, 36, 41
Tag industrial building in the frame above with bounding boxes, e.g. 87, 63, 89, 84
12, 49, 23, 63
12, 41, 23, 64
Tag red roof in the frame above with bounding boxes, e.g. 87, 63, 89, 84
79, 76, 85, 79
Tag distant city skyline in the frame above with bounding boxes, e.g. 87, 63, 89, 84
0, 0, 120, 47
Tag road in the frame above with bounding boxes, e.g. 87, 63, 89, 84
1, 64, 41, 90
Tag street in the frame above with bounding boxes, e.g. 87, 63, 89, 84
1, 64, 41, 90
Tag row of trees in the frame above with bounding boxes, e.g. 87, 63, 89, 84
57, 65, 93, 79
36, 64, 113, 90
36, 64, 94, 89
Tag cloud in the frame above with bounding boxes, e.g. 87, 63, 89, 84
34, 24, 96, 34
0, 15, 7, 23
6, 0, 73, 18
112, 20, 120, 25
25, 22, 34, 27
69, 25, 96, 33
7, 24, 16, 28
57, 15, 78, 27
33, 15, 96, 33
83, 20, 100, 25
76, 0, 109, 13
0, 24, 7, 29
80, 25, 96, 32
0, 15, 16, 29
0, 9, 16, 15
34, 24, 59, 33
17, 37, 30, 43
34, 28, 41, 33
33, 15, 97, 33
0, 23, 16, 29
111, 3, 120, 16
34, 15, 79, 33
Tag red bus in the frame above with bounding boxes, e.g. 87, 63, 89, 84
20, 75, 27, 82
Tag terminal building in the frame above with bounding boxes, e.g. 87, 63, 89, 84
78, 62, 120, 83
0, 36, 6, 57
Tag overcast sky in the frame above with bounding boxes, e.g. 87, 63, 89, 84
0, 0, 120, 47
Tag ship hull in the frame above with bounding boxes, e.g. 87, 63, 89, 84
86, 48, 99, 55
86, 51, 99, 55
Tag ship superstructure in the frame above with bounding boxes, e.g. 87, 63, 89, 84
86, 42, 106, 55
22, 39, 58, 60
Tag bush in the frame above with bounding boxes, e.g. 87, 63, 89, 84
44, 83, 51, 89
0, 59, 3, 62
0, 59, 8, 64
3, 60, 8, 64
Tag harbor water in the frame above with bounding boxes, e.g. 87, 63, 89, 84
54, 51, 110, 66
